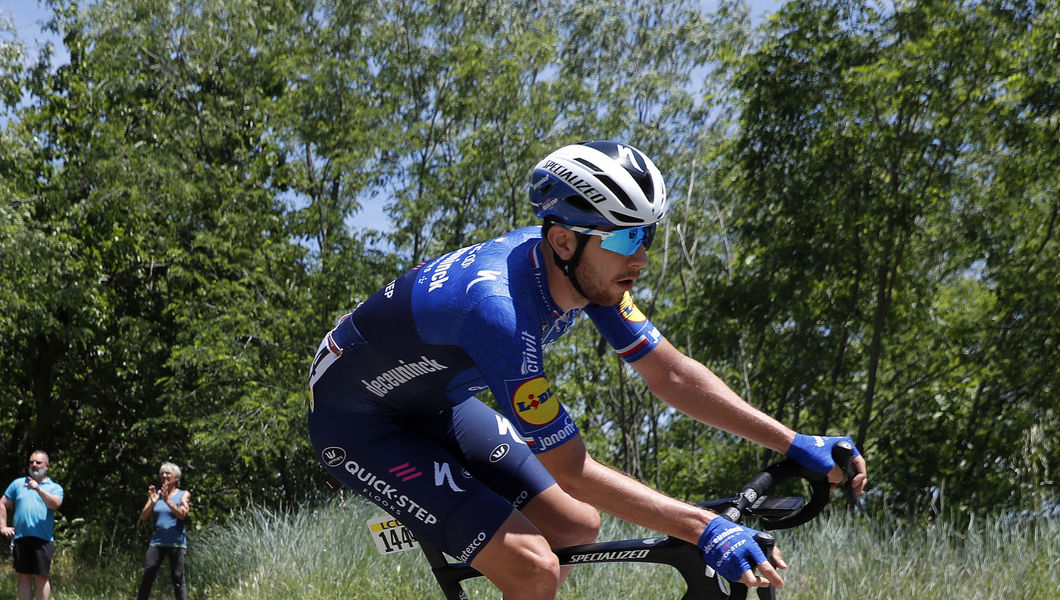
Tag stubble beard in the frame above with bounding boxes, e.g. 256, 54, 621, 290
574, 263, 626, 307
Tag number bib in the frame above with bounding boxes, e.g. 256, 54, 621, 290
367, 516, 420, 555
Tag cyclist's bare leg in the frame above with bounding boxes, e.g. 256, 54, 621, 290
521, 483, 601, 547
520, 483, 601, 585
470, 485, 599, 598
470, 511, 560, 600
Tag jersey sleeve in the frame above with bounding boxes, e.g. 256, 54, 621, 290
584, 292, 663, 363
459, 296, 580, 454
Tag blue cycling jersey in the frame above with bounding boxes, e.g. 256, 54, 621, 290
309, 226, 663, 453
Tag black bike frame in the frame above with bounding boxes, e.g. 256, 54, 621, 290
419, 443, 856, 600
421, 533, 736, 600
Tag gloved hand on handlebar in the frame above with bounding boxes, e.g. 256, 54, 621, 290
698, 516, 768, 583
785, 433, 861, 474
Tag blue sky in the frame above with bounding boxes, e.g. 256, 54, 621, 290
2, 0, 69, 65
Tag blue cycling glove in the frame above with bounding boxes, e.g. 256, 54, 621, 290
698, 517, 768, 583
786, 433, 861, 474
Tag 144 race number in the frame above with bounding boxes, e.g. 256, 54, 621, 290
367, 516, 420, 555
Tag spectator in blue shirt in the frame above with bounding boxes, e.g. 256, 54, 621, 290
135, 462, 191, 600
1, 450, 64, 600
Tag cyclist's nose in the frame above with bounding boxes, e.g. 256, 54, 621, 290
629, 244, 649, 267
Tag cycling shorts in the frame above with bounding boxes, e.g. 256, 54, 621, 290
308, 397, 557, 564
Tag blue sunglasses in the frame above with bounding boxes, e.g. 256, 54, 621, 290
561, 224, 657, 256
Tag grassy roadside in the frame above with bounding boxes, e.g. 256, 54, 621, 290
2, 497, 1057, 599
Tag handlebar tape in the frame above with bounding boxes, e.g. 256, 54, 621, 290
749, 442, 855, 530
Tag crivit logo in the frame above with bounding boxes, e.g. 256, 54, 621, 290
619, 292, 647, 323
512, 377, 559, 426
519, 330, 540, 375
321, 446, 346, 467
362, 356, 448, 398
344, 460, 437, 525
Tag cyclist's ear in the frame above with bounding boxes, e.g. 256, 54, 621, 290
545, 223, 578, 261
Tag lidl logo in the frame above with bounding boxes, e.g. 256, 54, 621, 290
619, 292, 647, 323
512, 377, 559, 426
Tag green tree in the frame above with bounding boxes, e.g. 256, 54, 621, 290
0, 0, 320, 546
700, 0, 1058, 515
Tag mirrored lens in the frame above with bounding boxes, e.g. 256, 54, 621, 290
641, 224, 656, 250
600, 225, 656, 256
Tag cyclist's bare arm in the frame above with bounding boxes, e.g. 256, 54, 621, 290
632, 338, 795, 452
632, 338, 867, 493
537, 436, 708, 543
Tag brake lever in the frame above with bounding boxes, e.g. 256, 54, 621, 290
833, 440, 863, 511
753, 532, 776, 600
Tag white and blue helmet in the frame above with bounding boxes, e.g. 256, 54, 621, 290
528, 141, 668, 228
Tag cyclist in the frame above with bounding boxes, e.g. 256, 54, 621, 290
308, 141, 867, 600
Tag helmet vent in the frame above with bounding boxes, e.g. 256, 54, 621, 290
564, 194, 600, 216
574, 158, 602, 171
634, 173, 655, 203
595, 175, 636, 211
609, 211, 642, 225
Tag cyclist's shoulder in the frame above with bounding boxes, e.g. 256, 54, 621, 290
415, 228, 541, 305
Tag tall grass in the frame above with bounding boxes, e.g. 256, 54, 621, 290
3, 496, 1056, 599
780, 510, 1060, 599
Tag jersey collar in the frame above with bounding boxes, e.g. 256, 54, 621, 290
531, 241, 565, 318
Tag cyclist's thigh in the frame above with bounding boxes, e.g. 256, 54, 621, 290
309, 403, 514, 563
445, 397, 557, 510
449, 402, 599, 547
469, 510, 560, 597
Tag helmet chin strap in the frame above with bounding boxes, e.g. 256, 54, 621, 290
550, 232, 592, 302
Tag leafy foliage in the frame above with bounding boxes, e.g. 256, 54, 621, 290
0, 0, 1056, 557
